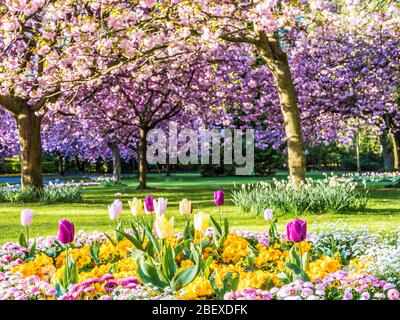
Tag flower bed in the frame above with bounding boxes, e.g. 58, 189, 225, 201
1, 212, 399, 300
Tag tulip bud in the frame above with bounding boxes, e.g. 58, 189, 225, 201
20, 209, 33, 227
108, 200, 123, 220
144, 195, 154, 214
179, 199, 193, 215
264, 209, 273, 221
128, 198, 143, 216
153, 198, 168, 216
58, 220, 75, 244
194, 212, 210, 232
286, 218, 307, 243
214, 190, 224, 206
154, 215, 174, 239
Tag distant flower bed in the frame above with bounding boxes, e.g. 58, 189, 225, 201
0, 184, 83, 204
0, 193, 398, 300
231, 176, 370, 216
339, 172, 400, 184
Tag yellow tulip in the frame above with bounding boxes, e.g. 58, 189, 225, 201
179, 199, 193, 215
128, 198, 143, 216
194, 212, 210, 232
154, 215, 174, 239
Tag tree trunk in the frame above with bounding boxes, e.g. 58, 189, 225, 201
15, 109, 43, 189
108, 142, 121, 183
381, 130, 394, 171
261, 51, 306, 189
75, 155, 85, 173
392, 131, 400, 172
95, 158, 102, 174
138, 128, 148, 189
355, 132, 361, 174
58, 155, 66, 176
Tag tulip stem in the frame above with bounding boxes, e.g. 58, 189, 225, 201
298, 242, 303, 270
26, 227, 29, 247
65, 245, 70, 288
219, 206, 222, 226
114, 220, 118, 242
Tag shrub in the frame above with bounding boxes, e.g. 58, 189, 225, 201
39, 185, 83, 204
7, 187, 39, 203
231, 175, 370, 216
0, 185, 83, 204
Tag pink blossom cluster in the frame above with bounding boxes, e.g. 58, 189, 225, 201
0, 272, 57, 300
225, 271, 400, 300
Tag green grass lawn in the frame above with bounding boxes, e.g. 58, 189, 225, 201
0, 172, 399, 244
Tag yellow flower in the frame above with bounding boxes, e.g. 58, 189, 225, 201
181, 276, 213, 300
221, 234, 250, 264
299, 241, 312, 253
13, 254, 56, 280
116, 239, 134, 257
128, 198, 143, 216
179, 199, 193, 215
307, 256, 342, 281
154, 215, 174, 239
194, 212, 210, 231
238, 270, 272, 290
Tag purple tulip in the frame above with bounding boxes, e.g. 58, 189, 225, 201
58, 220, 75, 244
214, 190, 224, 206
286, 218, 307, 243
144, 196, 155, 213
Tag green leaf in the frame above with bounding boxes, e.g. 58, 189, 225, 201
89, 242, 100, 264
223, 217, 229, 237
29, 238, 37, 258
289, 246, 301, 266
162, 245, 177, 281
130, 221, 142, 240
298, 270, 310, 282
170, 264, 200, 291
174, 240, 189, 257
104, 233, 116, 247
138, 259, 169, 289
210, 215, 222, 236
183, 220, 193, 241
19, 232, 27, 248
55, 282, 66, 298
116, 221, 124, 242
116, 230, 144, 251
285, 262, 302, 274
143, 225, 161, 256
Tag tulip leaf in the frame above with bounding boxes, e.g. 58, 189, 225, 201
29, 238, 37, 258
162, 245, 177, 281
289, 246, 301, 266
170, 263, 200, 291
174, 240, 189, 256
144, 226, 161, 256
18, 232, 27, 248
104, 233, 117, 247
138, 259, 169, 289
89, 242, 100, 265
116, 230, 144, 251
115, 221, 124, 242
183, 220, 193, 241
298, 270, 310, 282
130, 221, 142, 241
210, 215, 222, 236
285, 262, 302, 274
223, 217, 229, 237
